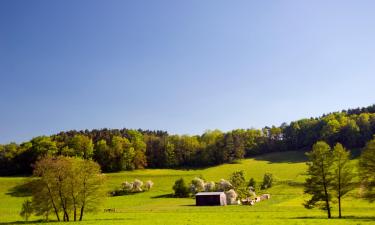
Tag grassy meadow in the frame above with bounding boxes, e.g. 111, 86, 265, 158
0, 151, 374, 225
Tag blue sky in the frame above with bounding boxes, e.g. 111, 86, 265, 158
1, 0, 375, 143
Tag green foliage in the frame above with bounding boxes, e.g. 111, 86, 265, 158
32, 156, 105, 221
229, 170, 246, 189
304, 141, 334, 218
359, 137, 375, 202
2, 106, 375, 176
68, 134, 94, 159
190, 177, 205, 194
173, 178, 190, 198
331, 143, 354, 218
1, 151, 375, 224
20, 199, 33, 221
248, 177, 256, 189
261, 173, 273, 190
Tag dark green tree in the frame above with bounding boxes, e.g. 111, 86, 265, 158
261, 173, 273, 189
172, 178, 190, 197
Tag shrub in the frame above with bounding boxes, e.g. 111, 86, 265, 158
217, 179, 232, 191
133, 179, 143, 192
122, 181, 133, 192
145, 180, 154, 191
173, 178, 190, 197
204, 181, 216, 192
248, 177, 256, 189
229, 170, 246, 189
261, 173, 273, 190
191, 177, 205, 194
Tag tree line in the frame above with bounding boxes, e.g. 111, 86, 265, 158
1, 105, 375, 175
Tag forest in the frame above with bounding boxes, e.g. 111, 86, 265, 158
1, 104, 375, 175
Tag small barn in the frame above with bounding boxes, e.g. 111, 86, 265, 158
195, 192, 227, 206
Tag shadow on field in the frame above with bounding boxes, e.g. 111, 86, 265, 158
253, 151, 307, 163
0, 218, 134, 225
6, 180, 37, 197
0, 220, 49, 225
151, 193, 175, 198
292, 216, 375, 221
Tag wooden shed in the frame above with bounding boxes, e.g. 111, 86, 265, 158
195, 192, 227, 206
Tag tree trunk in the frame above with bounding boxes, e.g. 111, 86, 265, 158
323, 182, 331, 218
46, 184, 60, 221
321, 161, 331, 218
338, 195, 342, 218
79, 205, 84, 221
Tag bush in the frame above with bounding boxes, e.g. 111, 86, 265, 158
229, 170, 246, 189
218, 179, 232, 191
145, 180, 154, 191
191, 177, 205, 194
173, 178, 190, 197
133, 179, 143, 192
248, 177, 256, 189
204, 181, 216, 192
122, 181, 133, 192
112, 179, 153, 196
261, 173, 273, 190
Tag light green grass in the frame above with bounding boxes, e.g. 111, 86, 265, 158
0, 151, 374, 225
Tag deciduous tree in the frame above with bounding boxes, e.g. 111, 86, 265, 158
304, 141, 333, 218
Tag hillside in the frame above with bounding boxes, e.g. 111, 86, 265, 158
0, 151, 374, 225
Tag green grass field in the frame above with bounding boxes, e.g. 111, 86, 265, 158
0, 151, 374, 225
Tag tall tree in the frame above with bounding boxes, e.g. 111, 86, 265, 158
359, 137, 375, 202
69, 135, 94, 159
304, 141, 334, 218
331, 143, 354, 218
126, 130, 147, 169
76, 159, 106, 221
32, 156, 105, 221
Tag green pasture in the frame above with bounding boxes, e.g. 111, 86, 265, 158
0, 151, 374, 225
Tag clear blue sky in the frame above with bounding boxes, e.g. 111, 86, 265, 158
1, 0, 375, 143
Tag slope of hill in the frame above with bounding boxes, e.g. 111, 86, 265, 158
0, 151, 374, 225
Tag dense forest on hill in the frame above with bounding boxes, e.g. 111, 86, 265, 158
1, 105, 375, 175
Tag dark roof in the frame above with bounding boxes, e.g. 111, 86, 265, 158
195, 192, 225, 196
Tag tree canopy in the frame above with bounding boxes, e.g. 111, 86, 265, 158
1, 105, 375, 175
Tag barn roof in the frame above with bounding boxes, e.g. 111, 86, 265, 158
195, 192, 225, 196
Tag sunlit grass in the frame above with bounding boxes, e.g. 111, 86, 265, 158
0, 151, 374, 224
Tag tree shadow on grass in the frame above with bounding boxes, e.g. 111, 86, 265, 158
292, 216, 375, 221
253, 151, 307, 164
151, 193, 176, 198
6, 180, 37, 197
0, 220, 50, 225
